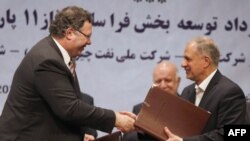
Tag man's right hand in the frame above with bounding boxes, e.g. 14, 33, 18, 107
115, 111, 136, 132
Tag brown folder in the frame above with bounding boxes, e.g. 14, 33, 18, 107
94, 131, 122, 141
135, 87, 211, 141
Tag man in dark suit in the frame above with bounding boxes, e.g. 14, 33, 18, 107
123, 60, 181, 141
164, 36, 247, 141
0, 6, 135, 141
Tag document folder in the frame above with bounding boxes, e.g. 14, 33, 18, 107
94, 131, 122, 141
135, 87, 211, 141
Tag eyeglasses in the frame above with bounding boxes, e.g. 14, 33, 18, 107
76, 30, 91, 40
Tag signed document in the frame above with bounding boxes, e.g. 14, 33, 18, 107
135, 87, 211, 141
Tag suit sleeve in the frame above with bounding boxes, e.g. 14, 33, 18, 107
80, 93, 98, 138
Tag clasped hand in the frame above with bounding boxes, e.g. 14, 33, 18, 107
115, 111, 136, 132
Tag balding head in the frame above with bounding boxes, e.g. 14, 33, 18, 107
152, 61, 180, 95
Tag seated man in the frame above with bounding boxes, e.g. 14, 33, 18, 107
123, 60, 181, 141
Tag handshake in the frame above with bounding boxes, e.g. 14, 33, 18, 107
115, 111, 137, 132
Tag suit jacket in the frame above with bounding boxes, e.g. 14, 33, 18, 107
246, 100, 250, 124
0, 36, 115, 141
132, 103, 143, 115
181, 70, 247, 141
80, 92, 98, 138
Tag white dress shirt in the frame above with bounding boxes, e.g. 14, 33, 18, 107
195, 69, 217, 106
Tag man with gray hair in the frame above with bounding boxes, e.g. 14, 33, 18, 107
164, 36, 247, 141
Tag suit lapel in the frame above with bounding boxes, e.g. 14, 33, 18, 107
186, 84, 196, 104
198, 71, 222, 107
189, 88, 196, 104
47, 36, 81, 98
73, 74, 81, 98
47, 36, 63, 58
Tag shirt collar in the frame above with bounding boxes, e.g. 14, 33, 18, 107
52, 37, 71, 69
196, 69, 217, 92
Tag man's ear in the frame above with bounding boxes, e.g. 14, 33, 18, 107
203, 56, 211, 69
65, 27, 75, 40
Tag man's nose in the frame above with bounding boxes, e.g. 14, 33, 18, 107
181, 60, 187, 68
159, 81, 167, 88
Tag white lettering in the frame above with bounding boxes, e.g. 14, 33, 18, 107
228, 129, 235, 136
228, 129, 247, 136
241, 129, 246, 136
235, 129, 241, 136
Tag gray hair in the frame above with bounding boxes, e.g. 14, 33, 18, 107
188, 36, 220, 66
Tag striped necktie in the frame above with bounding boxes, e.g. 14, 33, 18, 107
69, 59, 76, 79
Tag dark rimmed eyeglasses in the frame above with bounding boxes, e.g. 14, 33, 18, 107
76, 30, 91, 40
